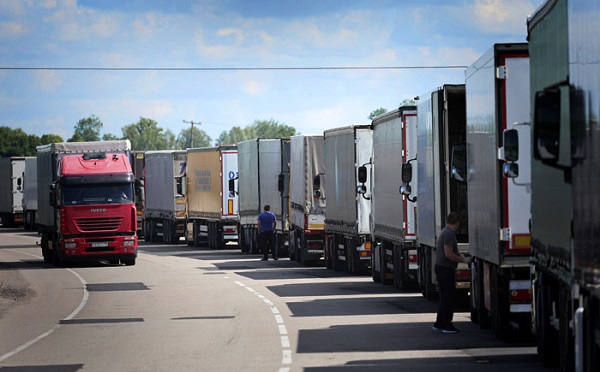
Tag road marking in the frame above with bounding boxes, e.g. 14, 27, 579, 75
234, 279, 293, 368
0, 250, 89, 362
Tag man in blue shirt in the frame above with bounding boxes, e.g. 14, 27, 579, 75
257, 205, 277, 261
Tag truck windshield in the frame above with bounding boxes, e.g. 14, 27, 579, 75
61, 184, 134, 205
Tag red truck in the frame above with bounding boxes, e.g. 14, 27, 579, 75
37, 140, 138, 266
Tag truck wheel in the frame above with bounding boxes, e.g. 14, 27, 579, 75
249, 228, 258, 254
558, 284, 574, 371
296, 232, 303, 263
332, 236, 344, 271
537, 274, 559, 368
371, 243, 381, 283
52, 239, 66, 267
288, 230, 296, 260
422, 249, 438, 300
238, 226, 247, 253
41, 234, 53, 264
491, 266, 510, 341
380, 243, 392, 285
192, 221, 201, 247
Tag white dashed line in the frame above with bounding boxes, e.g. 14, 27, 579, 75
234, 279, 293, 368
0, 250, 89, 363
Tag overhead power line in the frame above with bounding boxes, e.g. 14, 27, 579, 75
0, 65, 467, 71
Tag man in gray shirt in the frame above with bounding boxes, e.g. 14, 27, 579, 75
433, 212, 471, 333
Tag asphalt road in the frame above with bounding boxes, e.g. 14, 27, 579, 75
0, 228, 553, 372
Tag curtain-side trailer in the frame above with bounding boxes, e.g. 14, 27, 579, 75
404, 85, 470, 300
288, 135, 326, 264
235, 139, 290, 256
324, 125, 373, 275
143, 150, 187, 244
370, 107, 419, 290
528, 0, 600, 370
186, 146, 239, 249
465, 43, 533, 341
22, 157, 38, 231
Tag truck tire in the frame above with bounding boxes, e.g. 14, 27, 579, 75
123, 258, 136, 266
216, 224, 226, 250
491, 265, 510, 341
325, 235, 333, 269
41, 234, 53, 264
558, 284, 574, 371
380, 242, 392, 285
52, 238, 66, 267
192, 221, 201, 247
422, 249, 438, 300
333, 235, 344, 272
249, 228, 258, 254
288, 230, 296, 260
537, 274, 560, 368
371, 243, 381, 283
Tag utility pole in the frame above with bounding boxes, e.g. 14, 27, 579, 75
182, 120, 201, 148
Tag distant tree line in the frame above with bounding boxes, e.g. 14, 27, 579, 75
0, 115, 298, 157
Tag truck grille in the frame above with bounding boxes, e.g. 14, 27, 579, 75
76, 217, 123, 232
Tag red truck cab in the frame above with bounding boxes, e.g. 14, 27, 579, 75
39, 148, 138, 266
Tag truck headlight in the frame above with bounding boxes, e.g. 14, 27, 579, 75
124, 240, 135, 247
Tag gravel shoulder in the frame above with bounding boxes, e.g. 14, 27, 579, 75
0, 263, 35, 319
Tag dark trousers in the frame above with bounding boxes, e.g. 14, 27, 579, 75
260, 230, 276, 258
434, 265, 456, 328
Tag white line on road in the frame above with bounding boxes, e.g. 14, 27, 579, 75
234, 279, 293, 368
0, 250, 89, 363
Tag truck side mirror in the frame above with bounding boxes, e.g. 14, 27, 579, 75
175, 176, 183, 195
533, 87, 560, 162
401, 163, 412, 183
49, 184, 57, 207
400, 184, 412, 196
357, 165, 367, 183
228, 178, 237, 197
357, 184, 367, 195
503, 163, 519, 178
135, 179, 145, 202
313, 175, 321, 198
503, 129, 519, 162
450, 142, 467, 183
278, 174, 285, 193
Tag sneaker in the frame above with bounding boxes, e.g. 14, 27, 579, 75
260, 257, 268, 261
432, 325, 442, 332
442, 324, 460, 334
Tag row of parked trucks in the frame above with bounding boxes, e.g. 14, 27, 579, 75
0, 0, 596, 369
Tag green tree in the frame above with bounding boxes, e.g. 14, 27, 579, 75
102, 133, 120, 141
68, 132, 84, 142
176, 127, 211, 149
0, 127, 40, 156
121, 117, 175, 150
368, 108, 388, 120
163, 129, 177, 150
215, 119, 296, 145
40, 134, 64, 145
253, 119, 296, 138
69, 115, 103, 142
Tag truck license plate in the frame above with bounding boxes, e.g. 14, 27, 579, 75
91, 242, 109, 248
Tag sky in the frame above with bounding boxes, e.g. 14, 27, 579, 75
0, 0, 545, 144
